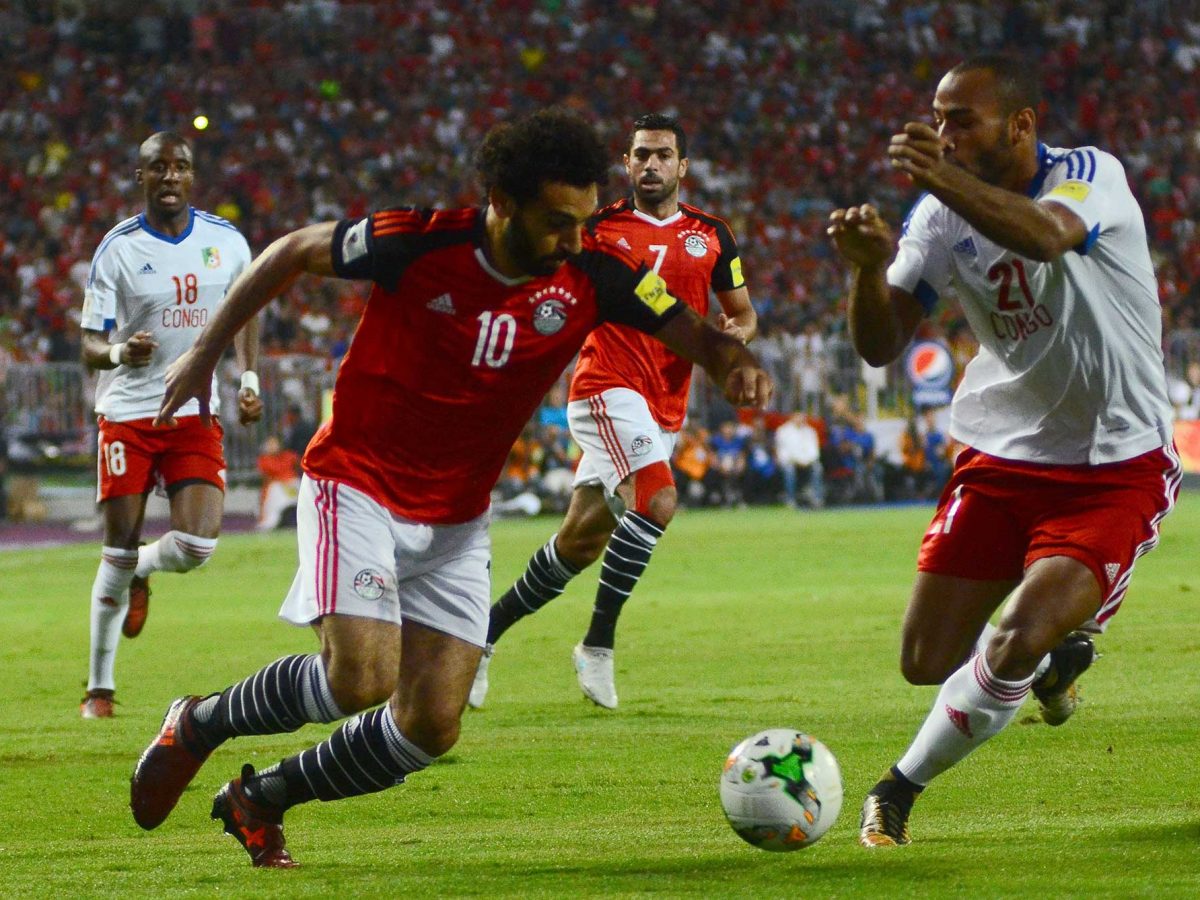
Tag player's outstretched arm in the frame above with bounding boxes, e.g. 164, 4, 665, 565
156, 222, 338, 426
827, 204, 923, 367
653, 307, 772, 409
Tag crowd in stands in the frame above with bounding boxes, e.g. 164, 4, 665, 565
491, 381, 958, 516
2, 0, 1198, 377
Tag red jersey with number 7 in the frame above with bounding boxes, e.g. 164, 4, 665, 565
569, 198, 744, 430
302, 207, 684, 524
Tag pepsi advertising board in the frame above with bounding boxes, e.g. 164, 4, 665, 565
905, 340, 954, 408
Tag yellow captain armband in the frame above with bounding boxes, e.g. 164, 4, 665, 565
634, 270, 677, 315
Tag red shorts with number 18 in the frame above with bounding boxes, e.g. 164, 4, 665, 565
917, 445, 1180, 629
96, 415, 226, 502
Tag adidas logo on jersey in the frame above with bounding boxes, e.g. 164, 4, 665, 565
1105, 562, 1121, 584
952, 236, 978, 258
426, 293, 456, 314
138, 262, 157, 274
617, 237, 632, 250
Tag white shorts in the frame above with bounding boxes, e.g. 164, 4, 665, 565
279, 476, 492, 647
568, 387, 678, 496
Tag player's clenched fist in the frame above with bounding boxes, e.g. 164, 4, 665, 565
724, 365, 773, 410
827, 204, 894, 269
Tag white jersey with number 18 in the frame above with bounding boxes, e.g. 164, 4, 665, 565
81, 208, 252, 422
888, 143, 1174, 466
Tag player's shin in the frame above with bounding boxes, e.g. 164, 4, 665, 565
87, 547, 139, 691
895, 651, 1032, 787
190, 654, 344, 750
136, 530, 217, 576
582, 511, 664, 649
243, 704, 435, 810
486, 535, 581, 644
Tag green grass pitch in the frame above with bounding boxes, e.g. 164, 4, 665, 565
1, 499, 1197, 897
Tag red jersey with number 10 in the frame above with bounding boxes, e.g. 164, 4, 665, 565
569, 198, 744, 430
301, 207, 684, 524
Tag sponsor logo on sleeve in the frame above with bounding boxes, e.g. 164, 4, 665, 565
1047, 181, 1091, 203
342, 218, 369, 264
634, 271, 676, 315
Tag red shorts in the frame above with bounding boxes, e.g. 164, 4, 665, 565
917, 445, 1180, 628
96, 416, 226, 502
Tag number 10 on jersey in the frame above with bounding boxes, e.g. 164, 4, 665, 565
472, 311, 516, 368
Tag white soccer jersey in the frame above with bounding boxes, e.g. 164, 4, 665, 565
81, 209, 252, 421
888, 143, 1174, 465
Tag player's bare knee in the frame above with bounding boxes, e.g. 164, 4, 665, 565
632, 461, 674, 525
325, 656, 395, 713
985, 625, 1046, 680
644, 485, 677, 526
392, 701, 461, 756
554, 531, 605, 569
899, 638, 957, 685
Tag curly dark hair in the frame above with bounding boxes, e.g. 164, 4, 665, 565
475, 107, 608, 204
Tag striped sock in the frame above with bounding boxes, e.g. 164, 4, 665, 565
582, 511, 664, 650
248, 704, 435, 809
190, 654, 344, 750
895, 652, 1033, 787
487, 535, 581, 644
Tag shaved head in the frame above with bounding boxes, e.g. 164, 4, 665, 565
139, 131, 192, 166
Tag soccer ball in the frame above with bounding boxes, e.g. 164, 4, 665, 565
719, 728, 843, 851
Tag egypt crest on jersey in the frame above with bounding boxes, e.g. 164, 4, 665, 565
571, 198, 746, 431
304, 206, 683, 524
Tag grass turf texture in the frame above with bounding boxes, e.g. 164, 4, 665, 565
1, 500, 1197, 898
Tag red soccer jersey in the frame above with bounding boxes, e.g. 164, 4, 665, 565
302, 207, 684, 524
569, 198, 744, 430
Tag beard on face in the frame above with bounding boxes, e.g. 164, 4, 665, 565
504, 215, 566, 277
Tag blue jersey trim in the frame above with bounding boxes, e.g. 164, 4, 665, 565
913, 279, 939, 313
137, 208, 195, 245
1026, 143, 1056, 197
87, 218, 142, 286
195, 210, 241, 233
900, 192, 932, 237
1074, 222, 1101, 255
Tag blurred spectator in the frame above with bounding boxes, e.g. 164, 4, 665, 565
672, 424, 718, 508
921, 407, 952, 493
280, 403, 318, 458
710, 419, 749, 507
775, 411, 825, 508
1168, 360, 1200, 419
743, 422, 781, 504
256, 434, 299, 530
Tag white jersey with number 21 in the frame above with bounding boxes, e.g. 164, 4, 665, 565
888, 143, 1174, 466
81, 208, 251, 422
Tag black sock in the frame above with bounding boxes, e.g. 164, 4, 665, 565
872, 766, 924, 812
244, 705, 434, 811
582, 511, 664, 650
487, 537, 581, 645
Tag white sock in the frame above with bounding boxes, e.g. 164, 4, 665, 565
87, 547, 138, 692
136, 531, 218, 576
973, 622, 1051, 680
896, 652, 1033, 787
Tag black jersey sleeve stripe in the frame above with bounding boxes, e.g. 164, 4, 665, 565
331, 208, 482, 291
